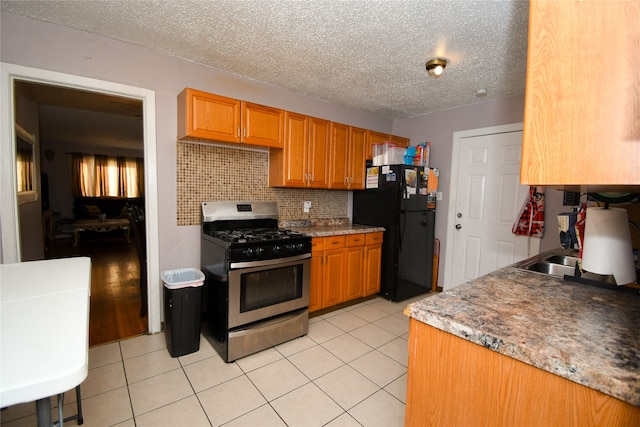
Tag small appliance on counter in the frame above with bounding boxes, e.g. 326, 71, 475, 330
353, 164, 437, 301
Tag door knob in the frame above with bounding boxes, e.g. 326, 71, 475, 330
455, 224, 462, 230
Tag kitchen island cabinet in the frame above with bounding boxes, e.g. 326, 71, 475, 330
405, 252, 640, 426
177, 88, 284, 148
521, 1, 640, 187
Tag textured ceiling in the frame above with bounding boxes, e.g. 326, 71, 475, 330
2, 0, 529, 120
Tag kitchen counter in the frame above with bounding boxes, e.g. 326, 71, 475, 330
282, 218, 384, 237
406, 250, 640, 407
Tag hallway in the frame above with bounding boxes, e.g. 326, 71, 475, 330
46, 234, 147, 346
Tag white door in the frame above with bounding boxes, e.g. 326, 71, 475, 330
445, 124, 537, 289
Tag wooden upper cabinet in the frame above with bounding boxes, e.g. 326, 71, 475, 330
521, 1, 640, 186
178, 88, 241, 142
242, 102, 284, 148
366, 130, 389, 160
349, 127, 367, 190
269, 114, 330, 188
390, 135, 410, 148
307, 117, 331, 188
269, 112, 309, 187
328, 122, 350, 189
178, 88, 284, 148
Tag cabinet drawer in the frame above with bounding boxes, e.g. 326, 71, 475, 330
365, 232, 383, 245
324, 235, 346, 249
346, 233, 366, 247
311, 237, 324, 253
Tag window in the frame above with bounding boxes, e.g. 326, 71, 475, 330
72, 153, 144, 198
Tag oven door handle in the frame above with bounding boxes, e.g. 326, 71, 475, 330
229, 253, 311, 269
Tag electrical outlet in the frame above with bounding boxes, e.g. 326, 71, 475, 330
303, 201, 312, 213
436, 192, 443, 201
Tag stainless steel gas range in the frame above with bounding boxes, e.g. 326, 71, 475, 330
200, 201, 311, 362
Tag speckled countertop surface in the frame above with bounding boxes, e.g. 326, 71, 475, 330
282, 218, 385, 237
407, 251, 640, 407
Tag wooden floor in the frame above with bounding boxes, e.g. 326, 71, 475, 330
46, 233, 148, 347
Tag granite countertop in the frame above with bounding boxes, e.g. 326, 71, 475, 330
406, 252, 640, 407
282, 218, 385, 237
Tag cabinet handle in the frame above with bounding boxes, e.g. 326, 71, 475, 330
237, 127, 241, 138
243, 128, 247, 138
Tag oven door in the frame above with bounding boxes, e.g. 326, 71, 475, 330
228, 254, 310, 329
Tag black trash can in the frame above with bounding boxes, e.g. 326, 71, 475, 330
162, 268, 205, 357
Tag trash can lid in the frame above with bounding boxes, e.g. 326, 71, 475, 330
161, 268, 205, 289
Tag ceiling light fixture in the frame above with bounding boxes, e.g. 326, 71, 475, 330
426, 58, 447, 78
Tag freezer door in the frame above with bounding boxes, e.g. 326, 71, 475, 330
397, 210, 434, 291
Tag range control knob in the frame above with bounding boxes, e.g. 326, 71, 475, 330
244, 248, 254, 257
272, 245, 281, 254
254, 247, 264, 256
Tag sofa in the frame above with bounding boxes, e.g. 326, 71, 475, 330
73, 196, 144, 220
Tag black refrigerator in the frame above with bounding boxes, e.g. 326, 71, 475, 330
353, 164, 435, 302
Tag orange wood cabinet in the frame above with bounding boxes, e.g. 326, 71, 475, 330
362, 232, 383, 297
269, 114, 330, 188
308, 238, 324, 312
343, 234, 366, 301
405, 319, 640, 427
319, 235, 346, 309
365, 130, 410, 160
309, 232, 383, 313
178, 88, 284, 148
521, 1, 640, 186
389, 135, 410, 148
328, 124, 366, 190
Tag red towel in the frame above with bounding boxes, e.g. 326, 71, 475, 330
512, 186, 545, 237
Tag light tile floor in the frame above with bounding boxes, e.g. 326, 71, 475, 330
1, 294, 431, 427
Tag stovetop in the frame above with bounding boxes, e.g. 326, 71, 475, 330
204, 227, 307, 244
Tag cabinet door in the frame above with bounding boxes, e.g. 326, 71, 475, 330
328, 122, 350, 189
309, 239, 324, 313
390, 135, 410, 148
521, 0, 640, 186
344, 245, 364, 302
270, 112, 309, 187
366, 130, 390, 160
363, 243, 382, 297
178, 88, 241, 142
321, 248, 344, 309
308, 117, 331, 188
348, 127, 367, 190
242, 102, 284, 148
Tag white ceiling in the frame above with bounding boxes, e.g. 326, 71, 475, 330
5, 0, 529, 152
3, 0, 529, 121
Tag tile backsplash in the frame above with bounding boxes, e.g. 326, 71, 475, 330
177, 141, 348, 226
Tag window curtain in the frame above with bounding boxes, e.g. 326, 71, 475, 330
71, 153, 144, 198
16, 148, 33, 192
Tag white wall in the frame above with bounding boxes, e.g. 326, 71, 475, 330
393, 97, 565, 286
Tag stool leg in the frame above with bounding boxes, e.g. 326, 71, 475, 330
75, 386, 83, 425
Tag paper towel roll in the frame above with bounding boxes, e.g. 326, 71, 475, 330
582, 207, 636, 285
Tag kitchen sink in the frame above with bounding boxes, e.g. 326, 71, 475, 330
523, 262, 576, 277
515, 249, 622, 286
542, 255, 580, 267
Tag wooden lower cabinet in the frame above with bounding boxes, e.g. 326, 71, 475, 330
405, 319, 640, 427
309, 232, 383, 313
363, 232, 383, 297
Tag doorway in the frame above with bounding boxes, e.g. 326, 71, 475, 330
443, 123, 540, 290
0, 62, 161, 336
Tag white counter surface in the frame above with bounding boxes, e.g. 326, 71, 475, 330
1, 257, 91, 407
